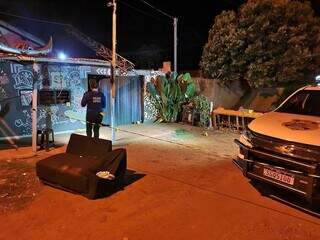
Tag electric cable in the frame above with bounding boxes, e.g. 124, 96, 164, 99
135, 0, 174, 19
0, 10, 70, 26
119, 1, 167, 23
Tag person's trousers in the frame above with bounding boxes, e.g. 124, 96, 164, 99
86, 122, 100, 138
86, 111, 103, 138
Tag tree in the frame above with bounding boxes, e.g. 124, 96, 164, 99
200, 0, 320, 88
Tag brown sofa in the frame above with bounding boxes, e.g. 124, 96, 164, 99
36, 133, 127, 199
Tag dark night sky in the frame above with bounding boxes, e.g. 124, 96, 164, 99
1, 0, 320, 69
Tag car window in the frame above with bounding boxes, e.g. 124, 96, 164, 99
276, 90, 320, 117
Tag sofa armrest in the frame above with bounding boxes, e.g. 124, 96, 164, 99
86, 172, 100, 199
86, 172, 117, 199
99, 148, 127, 176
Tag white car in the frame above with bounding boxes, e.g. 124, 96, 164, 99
234, 84, 320, 203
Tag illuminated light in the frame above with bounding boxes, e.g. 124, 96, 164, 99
316, 75, 320, 85
58, 52, 67, 60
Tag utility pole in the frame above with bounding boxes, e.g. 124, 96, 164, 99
136, 0, 178, 73
32, 89, 37, 152
173, 17, 178, 73
108, 0, 117, 142
31, 62, 40, 153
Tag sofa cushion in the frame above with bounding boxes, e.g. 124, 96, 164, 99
66, 134, 112, 157
36, 153, 107, 193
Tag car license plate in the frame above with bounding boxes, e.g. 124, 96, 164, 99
263, 167, 295, 185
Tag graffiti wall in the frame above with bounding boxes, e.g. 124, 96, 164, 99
0, 60, 143, 138
0, 62, 34, 137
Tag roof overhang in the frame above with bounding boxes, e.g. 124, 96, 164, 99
0, 19, 45, 46
0, 54, 111, 67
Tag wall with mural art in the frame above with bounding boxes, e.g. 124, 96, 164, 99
0, 60, 143, 138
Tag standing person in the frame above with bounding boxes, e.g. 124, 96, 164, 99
81, 79, 106, 139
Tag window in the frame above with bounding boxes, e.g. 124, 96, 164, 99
39, 90, 55, 105
276, 90, 320, 117
56, 90, 71, 104
38, 90, 70, 105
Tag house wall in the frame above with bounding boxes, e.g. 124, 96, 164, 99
194, 78, 283, 112
0, 60, 143, 138
194, 77, 245, 109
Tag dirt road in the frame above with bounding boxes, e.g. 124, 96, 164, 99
0, 124, 319, 240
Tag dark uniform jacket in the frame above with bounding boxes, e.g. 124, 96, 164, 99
81, 89, 106, 123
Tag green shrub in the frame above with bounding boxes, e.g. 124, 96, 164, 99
193, 95, 210, 128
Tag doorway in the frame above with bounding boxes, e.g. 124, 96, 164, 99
87, 74, 110, 91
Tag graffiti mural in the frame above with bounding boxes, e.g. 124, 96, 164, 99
0, 68, 9, 101
14, 110, 32, 135
49, 65, 66, 89
0, 61, 93, 137
144, 94, 157, 121
0, 60, 143, 138
0, 69, 9, 85
49, 65, 87, 123
19, 90, 32, 106
11, 63, 33, 90
0, 85, 7, 100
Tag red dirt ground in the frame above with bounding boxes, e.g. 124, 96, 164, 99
0, 124, 319, 240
